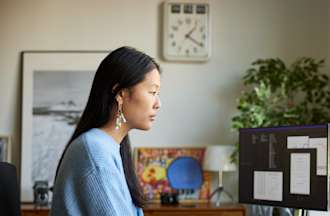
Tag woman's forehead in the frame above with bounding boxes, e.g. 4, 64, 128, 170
142, 69, 161, 87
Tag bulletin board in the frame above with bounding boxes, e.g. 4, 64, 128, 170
239, 124, 329, 211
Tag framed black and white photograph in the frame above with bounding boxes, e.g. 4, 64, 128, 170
21, 51, 109, 202
0, 135, 11, 162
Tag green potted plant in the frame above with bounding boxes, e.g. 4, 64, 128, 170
230, 57, 330, 215
231, 57, 330, 164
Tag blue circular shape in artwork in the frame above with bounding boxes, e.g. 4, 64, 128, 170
167, 156, 203, 190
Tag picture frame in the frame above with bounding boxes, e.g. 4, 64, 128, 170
134, 147, 211, 203
21, 51, 109, 202
0, 135, 11, 162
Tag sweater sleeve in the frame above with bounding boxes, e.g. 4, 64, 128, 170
77, 167, 136, 216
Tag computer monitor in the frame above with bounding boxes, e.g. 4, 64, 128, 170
239, 124, 329, 211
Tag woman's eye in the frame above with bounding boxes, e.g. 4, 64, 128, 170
149, 91, 160, 96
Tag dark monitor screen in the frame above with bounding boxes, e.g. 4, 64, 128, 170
239, 124, 329, 211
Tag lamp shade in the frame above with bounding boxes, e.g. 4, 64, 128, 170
203, 145, 236, 172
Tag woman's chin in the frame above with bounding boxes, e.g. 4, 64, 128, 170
136, 123, 152, 131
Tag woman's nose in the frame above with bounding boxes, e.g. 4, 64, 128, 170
154, 95, 161, 110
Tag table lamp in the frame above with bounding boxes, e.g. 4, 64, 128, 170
203, 145, 236, 206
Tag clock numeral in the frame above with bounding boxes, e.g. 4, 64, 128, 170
185, 49, 190, 56
184, 4, 193, 14
169, 33, 174, 39
171, 41, 176, 47
200, 26, 204, 32
171, 26, 179, 31
178, 19, 183, 25
196, 5, 207, 14
171, 4, 181, 14
185, 18, 191, 25
193, 47, 198, 53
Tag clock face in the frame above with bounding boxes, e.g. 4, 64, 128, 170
163, 2, 210, 61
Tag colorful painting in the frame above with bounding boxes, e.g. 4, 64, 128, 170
135, 147, 210, 202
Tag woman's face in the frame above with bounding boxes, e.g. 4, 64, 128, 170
122, 68, 161, 130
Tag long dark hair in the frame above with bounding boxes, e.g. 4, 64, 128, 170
54, 46, 159, 208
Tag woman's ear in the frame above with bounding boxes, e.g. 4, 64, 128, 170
112, 83, 119, 94
113, 84, 124, 105
115, 89, 129, 105
116, 93, 123, 105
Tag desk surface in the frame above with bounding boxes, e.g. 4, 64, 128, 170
22, 202, 246, 216
21, 202, 244, 209
145, 203, 245, 211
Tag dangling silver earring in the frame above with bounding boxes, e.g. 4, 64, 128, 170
115, 105, 127, 130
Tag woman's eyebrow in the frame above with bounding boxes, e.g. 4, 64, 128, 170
150, 83, 160, 88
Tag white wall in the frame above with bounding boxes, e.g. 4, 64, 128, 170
328, 0, 330, 73
0, 0, 329, 203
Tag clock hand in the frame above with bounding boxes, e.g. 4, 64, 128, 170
185, 22, 197, 38
186, 35, 203, 47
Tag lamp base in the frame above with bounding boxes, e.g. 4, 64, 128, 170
209, 186, 234, 206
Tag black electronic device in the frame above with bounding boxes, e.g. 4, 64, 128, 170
33, 181, 49, 206
239, 124, 329, 211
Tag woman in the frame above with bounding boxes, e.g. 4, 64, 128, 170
51, 46, 161, 216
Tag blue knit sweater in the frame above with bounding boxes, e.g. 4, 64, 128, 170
51, 128, 144, 216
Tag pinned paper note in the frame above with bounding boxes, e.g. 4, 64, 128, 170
287, 136, 327, 176
290, 153, 310, 195
287, 136, 309, 149
309, 138, 327, 176
253, 171, 283, 202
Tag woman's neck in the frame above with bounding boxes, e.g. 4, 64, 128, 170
99, 121, 130, 145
